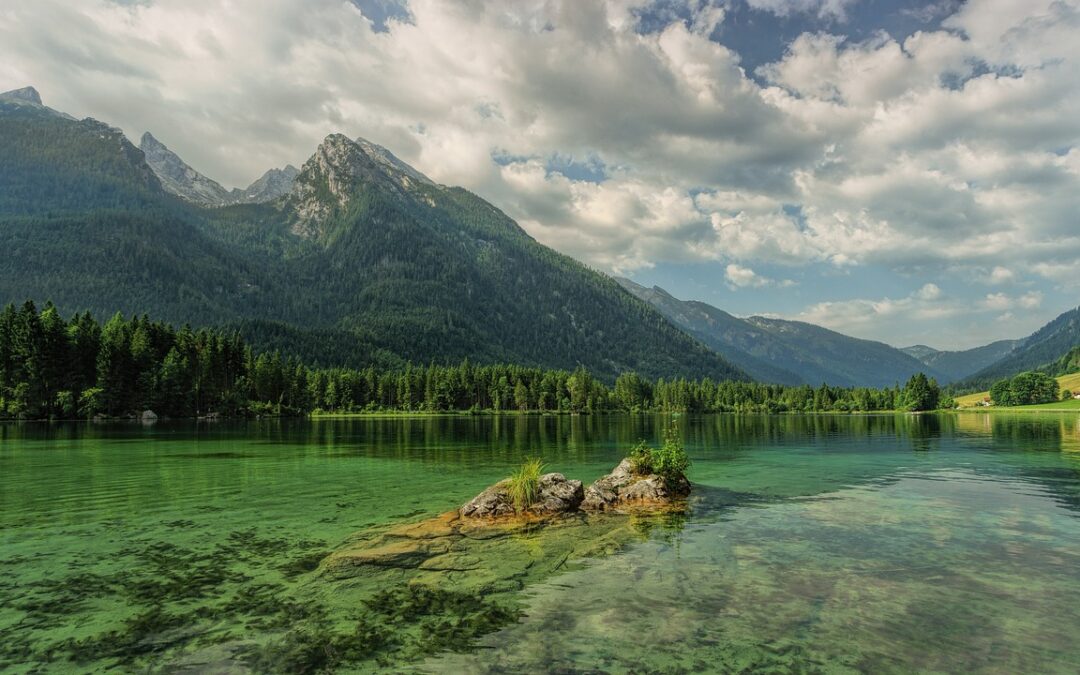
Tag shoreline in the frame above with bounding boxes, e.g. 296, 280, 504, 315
10, 408, 1077, 423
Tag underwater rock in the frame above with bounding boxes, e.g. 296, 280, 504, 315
460, 473, 583, 519
581, 459, 690, 512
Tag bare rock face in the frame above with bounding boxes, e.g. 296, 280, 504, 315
532, 473, 584, 514
284, 133, 433, 240
459, 480, 515, 519
581, 458, 690, 511
140, 132, 233, 206
460, 473, 583, 519
0, 86, 42, 105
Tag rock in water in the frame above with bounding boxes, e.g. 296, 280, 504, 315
581, 458, 690, 511
532, 473, 584, 514
460, 480, 515, 518
460, 473, 583, 519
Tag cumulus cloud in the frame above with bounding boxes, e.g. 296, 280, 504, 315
746, 0, 860, 22
797, 284, 1048, 346
724, 263, 796, 288
986, 266, 1015, 285
797, 283, 960, 332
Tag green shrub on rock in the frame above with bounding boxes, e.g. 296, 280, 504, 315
626, 423, 689, 484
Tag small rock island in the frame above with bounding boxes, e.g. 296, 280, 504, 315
459, 457, 690, 520
322, 427, 691, 579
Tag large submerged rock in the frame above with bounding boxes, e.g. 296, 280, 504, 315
460, 473, 584, 519
581, 458, 691, 512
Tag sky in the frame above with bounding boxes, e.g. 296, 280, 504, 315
1, 0, 1078, 350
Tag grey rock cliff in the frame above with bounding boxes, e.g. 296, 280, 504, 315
0, 86, 75, 120
139, 132, 298, 207
140, 132, 232, 206
235, 165, 300, 203
0, 86, 42, 104
284, 133, 434, 239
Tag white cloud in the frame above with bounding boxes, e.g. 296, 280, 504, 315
798, 283, 959, 331
724, 263, 796, 288
915, 283, 942, 301
746, 0, 860, 22
987, 266, 1014, 284
983, 290, 1043, 311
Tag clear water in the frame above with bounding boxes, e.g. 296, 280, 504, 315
2, 413, 1080, 673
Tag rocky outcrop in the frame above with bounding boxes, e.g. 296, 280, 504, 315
140, 132, 233, 206
0, 86, 42, 105
460, 473, 583, 519
284, 133, 434, 239
581, 458, 690, 512
323, 464, 690, 583
140, 132, 299, 207
234, 165, 299, 203
533, 472, 585, 514
459, 462, 688, 520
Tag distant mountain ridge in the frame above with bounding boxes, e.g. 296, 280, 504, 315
618, 278, 953, 387
957, 306, 1080, 389
901, 340, 1020, 383
139, 132, 298, 206
0, 85, 743, 383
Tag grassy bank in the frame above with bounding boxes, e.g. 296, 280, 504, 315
955, 372, 1080, 410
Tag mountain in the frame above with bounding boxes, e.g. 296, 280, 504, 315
139, 132, 233, 206
1, 86, 42, 105
0, 87, 743, 382
901, 340, 1020, 383
0, 88, 283, 326
618, 278, 947, 387
139, 132, 298, 206
958, 306, 1080, 389
236, 165, 300, 203
612, 281, 804, 384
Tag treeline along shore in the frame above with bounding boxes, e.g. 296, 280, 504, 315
0, 301, 949, 420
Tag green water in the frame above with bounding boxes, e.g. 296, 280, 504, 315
2, 413, 1080, 673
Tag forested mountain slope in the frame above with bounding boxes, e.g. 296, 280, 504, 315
0, 87, 743, 382
618, 278, 946, 387
958, 306, 1080, 390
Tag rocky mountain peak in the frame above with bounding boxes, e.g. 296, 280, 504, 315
0, 86, 42, 105
354, 136, 433, 186
285, 133, 433, 238
234, 165, 300, 204
139, 132, 232, 206
140, 131, 164, 150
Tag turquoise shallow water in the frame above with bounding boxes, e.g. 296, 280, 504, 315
2, 413, 1080, 672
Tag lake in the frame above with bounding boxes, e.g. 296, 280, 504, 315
2, 413, 1080, 673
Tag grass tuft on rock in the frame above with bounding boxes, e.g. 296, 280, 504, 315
506, 457, 546, 511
